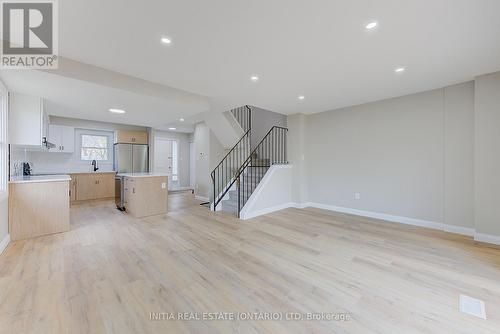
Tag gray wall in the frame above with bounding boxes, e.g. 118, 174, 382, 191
305, 88, 446, 223
250, 107, 287, 149
290, 81, 476, 231
475, 72, 500, 236
444, 82, 475, 230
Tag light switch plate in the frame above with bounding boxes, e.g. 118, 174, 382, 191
161, 182, 167, 189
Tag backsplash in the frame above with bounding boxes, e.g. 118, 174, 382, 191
10, 147, 114, 176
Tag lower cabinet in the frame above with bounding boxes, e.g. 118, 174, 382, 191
9, 180, 70, 241
72, 173, 116, 201
124, 176, 168, 218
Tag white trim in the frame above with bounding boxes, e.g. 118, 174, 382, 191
304, 202, 444, 230
241, 202, 295, 220
195, 195, 209, 202
0, 234, 10, 255
444, 224, 475, 237
474, 233, 500, 246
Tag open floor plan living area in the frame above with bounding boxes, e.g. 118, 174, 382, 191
1, 1, 500, 333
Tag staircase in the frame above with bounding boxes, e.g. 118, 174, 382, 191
211, 105, 288, 218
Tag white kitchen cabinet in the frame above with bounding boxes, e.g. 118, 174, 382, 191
9, 92, 47, 146
47, 124, 75, 153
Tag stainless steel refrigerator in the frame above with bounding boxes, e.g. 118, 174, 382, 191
114, 143, 149, 210
113, 143, 149, 173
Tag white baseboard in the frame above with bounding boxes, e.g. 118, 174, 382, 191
0, 234, 10, 255
474, 233, 500, 246
444, 224, 475, 237
241, 202, 295, 220
304, 202, 444, 231
236, 198, 500, 246
195, 195, 210, 202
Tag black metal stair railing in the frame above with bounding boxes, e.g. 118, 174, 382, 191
211, 106, 251, 210
236, 126, 288, 217
231, 105, 251, 132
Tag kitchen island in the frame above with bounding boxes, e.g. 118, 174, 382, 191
9, 175, 71, 241
117, 173, 169, 218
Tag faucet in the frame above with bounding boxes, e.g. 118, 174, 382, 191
91, 160, 99, 172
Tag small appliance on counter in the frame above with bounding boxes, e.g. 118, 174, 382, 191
22, 162, 32, 175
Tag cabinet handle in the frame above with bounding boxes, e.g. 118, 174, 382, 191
62, 145, 64, 150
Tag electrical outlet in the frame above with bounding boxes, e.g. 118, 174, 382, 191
354, 192, 361, 200
161, 182, 167, 189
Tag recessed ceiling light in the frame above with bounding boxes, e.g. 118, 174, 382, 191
395, 67, 406, 73
179, 118, 184, 122
169, 127, 176, 130
298, 95, 305, 100
161, 37, 172, 44
250, 76, 259, 82
109, 108, 126, 114
366, 21, 378, 30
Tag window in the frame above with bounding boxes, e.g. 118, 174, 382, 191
80, 134, 109, 161
0, 85, 7, 192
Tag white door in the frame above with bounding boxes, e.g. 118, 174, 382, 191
154, 138, 173, 174
154, 138, 179, 190
189, 142, 195, 190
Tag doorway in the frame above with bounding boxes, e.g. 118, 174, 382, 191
154, 137, 178, 190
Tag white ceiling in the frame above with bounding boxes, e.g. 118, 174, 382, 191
2, 0, 500, 130
0, 59, 210, 132
55, 0, 500, 114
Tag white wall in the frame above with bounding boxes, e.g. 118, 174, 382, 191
153, 130, 191, 188
240, 165, 293, 220
10, 116, 147, 174
193, 121, 227, 201
0, 196, 8, 253
194, 122, 210, 200
0, 81, 9, 252
475, 72, 500, 238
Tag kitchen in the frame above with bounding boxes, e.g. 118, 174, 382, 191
7, 92, 192, 241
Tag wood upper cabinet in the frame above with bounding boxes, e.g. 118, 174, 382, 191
115, 130, 148, 144
73, 173, 116, 201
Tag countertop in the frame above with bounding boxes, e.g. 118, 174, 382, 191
117, 172, 170, 178
10, 175, 71, 184
31, 171, 117, 175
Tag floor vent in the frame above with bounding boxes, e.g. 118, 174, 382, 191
459, 294, 486, 319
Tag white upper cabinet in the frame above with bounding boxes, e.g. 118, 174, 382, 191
9, 92, 46, 146
47, 124, 75, 153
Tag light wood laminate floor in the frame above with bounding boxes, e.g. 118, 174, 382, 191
1, 192, 500, 333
